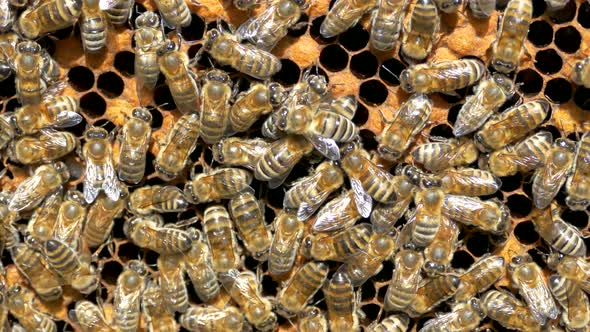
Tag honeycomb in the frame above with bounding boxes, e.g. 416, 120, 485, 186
0, 0, 589, 330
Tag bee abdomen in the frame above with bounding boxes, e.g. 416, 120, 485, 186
136, 52, 160, 88
81, 18, 107, 52
44, 239, 78, 277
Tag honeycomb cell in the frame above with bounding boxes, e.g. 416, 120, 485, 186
466, 233, 493, 257
578, 1, 590, 28
500, 173, 523, 192
515, 69, 543, 96
288, 14, 309, 37
554, 26, 581, 53
153, 85, 177, 111
547, 0, 576, 23
68, 117, 88, 137
97, 72, 125, 98
451, 250, 475, 269
0, 75, 15, 98
4, 98, 21, 113
181, 14, 206, 41
359, 129, 378, 150
498, 92, 522, 113
361, 281, 376, 301
380, 57, 405, 86
266, 188, 285, 208
362, 303, 381, 321
544, 78, 572, 103
429, 123, 454, 139
101, 261, 123, 285
37, 36, 57, 56
338, 24, 370, 52
147, 106, 163, 129
52, 26, 75, 40
561, 209, 588, 229
527, 21, 554, 47
359, 79, 388, 106
319, 44, 349, 72
272, 59, 301, 86
310, 16, 337, 44
68, 66, 95, 92
573, 86, 590, 110
350, 51, 378, 79
528, 248, 548, 269
80, 92, 107, 118
117, 242, 141, 261
534, 49, 562, 74
507, 194, 533, 218
514, 221, 540, 244
188, 44, 201, 60
531, 0, 547, 17
352, 101, 369, 126
262, 274, 279, 296
447, 104, 462, 126
114, 51, 135, 77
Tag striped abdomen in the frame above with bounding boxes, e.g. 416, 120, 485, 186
118, 135, 149, 184
546, 215, 586, 256
80, 13, 107, 53
204, 205, 240, 273
16, 55, 43, 105
104, 0, 133, 25
135, 50, 160, 90
356, 166, 397, 203
331, 224, 372, 259
43, 239, 80, 280
0, 117, 15, 149
492, 0, 532, 72
441, 168, 501, 196
370, 0, 407, 51
313, 111, 358, 142
324, 272, 357, 332
229, 88, 271, 133
11, 244, 63, 301
469, 0, 495, 17
168, 71, 198, 115
269, 215, 303, 276
158, 255, 189, 313
320, 0, 375, 38
229, 192, 271, 259
157, 0, 191, 27
235, 44, 282, 79
279, 262, 329, 315
153, 228, 193, 254
200, 92, 230, 144
456, 255, 504, 301
410, 275, 460, 314
27, 0, 81, 35
83, 207, 117, 248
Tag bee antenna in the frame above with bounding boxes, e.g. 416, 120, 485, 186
380, 64, 400, 82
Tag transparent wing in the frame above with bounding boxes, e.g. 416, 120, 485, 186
307, 134, 341, 160
99, 0, 122, 9
454, 88, 490, 136
420, 311, 459, 331
313, 192, 358, 232
9, 172, 45, 211
518, 274, 559, 323
350, 178, 372, 218
84, 158, 102, 204
103, 155, 121, 202
53, 111, 83, 129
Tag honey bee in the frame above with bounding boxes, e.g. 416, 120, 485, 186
369, 315, 409, 332
408, 274, 461, 316
25, 191, 62, 243
203, 205, 241, 273
441, 167, 501, 196
532, 138, 576, 209
423, 216, 459, 274
117, 107, 152, 184
566, 132, 590, 210
129, 185, 189, 215
133, 11, 165, 99
185, 168, 253, 204
6, 285, 57, 332
400, 0, 439, 63
157, 41, 199, 114
10, 242, 63, 301
370, 169, 415, 232
269, 212, 304, 276
262, 113, 285, 139
0, 0, 17, 32
369, 0, 409, 51
509, 254, 559, 324
420, 299, 484, 332
548, 254, 590, 294
69, 300, 114, 332
83, 193, 126, 248
0, 198, 18, 251
158, 254, 189, 313
200, 28, 282, 79
220, 269, 277, 331
51, 190, 87, 248
180, 305, 245, 332
337, 232, 395, 286
212, 137, 269, 170
9, 161, 69, 212
8, 130, 77, 165
320, 94, 358, 119
154, 0, 191, 28
412, 138, 479, 172
320, 0, 376, 38
571, 57, 590, 88
183, 230, 220, 302
125, 215, 193, 254
476, 100, 550, 153
407, 181, 445, 248
455, 255, 505, 302
114, 260, 147, 332
102, 0, 133, 25
16, 0, 82, 39
281, 72, 329, 110
79, 0, 108, 53
298, 307, 328, 332
487, 130, 553, 177
154, 112, 200, 180
549, 274, 590, 330
533, 203, 586, 257
229, 82, 285, 133
0, 263, 9, 330
491, 0, 532, 73
313, 190, 363, 233
14, 96, 82, 135
400, 59, 485, 94
454, 74, 515, 136
305, 223, 373, 262
200, 69, 233, 144
0, 32, 18, 82
323, 271, 360, 332
443, 195, 509, 234
481, 289, 542, 331
142, 277, 178, 332
42, 238, 98, 294
229, 191, 272, 260
83, 127, 121, 204
277, 261, 329, 317
434, 0, 462, 12
468, 0, 496, 18
255, 135, 314, 189
14, 41, 45, 105
377, 94, 432, 161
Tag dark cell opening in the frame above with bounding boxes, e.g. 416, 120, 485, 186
362, 304, 381, 321
380, 58, 405, 86
329, 0, 337, 9
203, 146, 214, 166
544, 78, 572, 104
4, 98, 21, 113
528, 248, 548, 269
498, 91, 522, 113
286, 160, 312, 185
578, 1, 590, 28
515, 69, 543, 96
68, 66, 95, 92
532, 0, 547, 17
467, 233, 492, 257
534, 49, 562, 74
288, 14, 309, 37
479, 190, 504, 202
359, 129, 378, 151
339, 24, 370, 52
272, 59, 301, 87
146, 106, 163, 129
264, 208, 275, 225
310, 16, 337, 44
561, 209, 588, 229
262, 274, 279, 297
145, 152, 156, 177
37, 36, 56, 56
154, 85, 177, 111
52, 26, 75, 40
352, 101, 369, 126
573, 86, 590, 110
451, 250, 475, 269
144, 249, 159, 267
547, 0, 576, 24
244, 255, 259, 271
69, 117, 88, 137
319, 44, 349, 72
554, 26, 581, 53
350, 51, 378, 79
101, 261, 123, 285
80, 92, 107, 118
190, 145, 204, 163
500, 173, 522, 192
527, 21, 554, 47
447, 104, 462, 126
188, 44, 201, 60
181, 14, 206, 41
266, 187, 286, 208
114, 51, 135, 77
438, 86, 470, 104
117, 242, 141, 261
93, 119, 116, 132
429, 124, 454, 139
514, 221, 539, 244
377, 285, 387, 302
0, 74, 16, 98
361, 282, 376, 301
507, 194, 533, 218
97, 72, 125, 98
359, 80, 388, 106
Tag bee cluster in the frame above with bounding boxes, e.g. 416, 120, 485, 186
0, 0, 589, 330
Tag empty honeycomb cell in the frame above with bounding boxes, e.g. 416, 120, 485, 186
554, 26, 582, 53
64, 156, 84, 181
447, 104, 462, 126
451, 250, 475, 269
68, 66, 95, 92
498, 91, 522, 112
101, 261, 123, 285
528, 21, 554, 47
146, 106, 163, 129
153, 85, 177, 110
573, 86, 590, 110
438, 86, 470, 104
532, 0, 547, 17
272, 59, 301, 86
578, 1, 590, 28
350, 51, 378, 79
181, 14, 206, 41
289, 14, 310, 38
514, 221, 540, 244
359, 129, 379, 150
4, 98, 21, 113
338, 24, 370, 52
534, 49, 562, 74
362, 304, 381, 321
116, 242, 141, 261
266, 188, 285, 208
310, 16, 337, 44
561, 209, 589, 229
500, 173, 523, 192
359, 79, 388, 106
0, 75, 15, 99
380, 58, 406, 86
37, 36, 57, 56
52, 26, 75, 40
264, 208, 275, 225
188, 44, 201, 60
361, 281, 376, 301
97, 72, 125, 98
567, 131, 584, 141
548, 0, 577, 23
262, 274, 279, 296
68, 117, 88, 137
143, 250, 159, 267
467, 233, 493, 257
429, 123, 455, 139
515, 68, 544, 96
544, 77, 573, 103
539, 124, 562, 139
377, 285, 387, 302
80, 92, 107, 118
507, 194, 533, 218
114, 51, 135, 77
319, 44, 349, 72
352, 101, 369, 126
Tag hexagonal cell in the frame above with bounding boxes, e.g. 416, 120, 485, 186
514, 221, 540, 244
114, 51, 135, 77
359, 129, 378, 150
380, 57, 405, 86
500, 173, 523, 192
534, 49, 562, 74
310, 16, 337, 44
352, 101, 369, 126
319, 44, 349, 72
507, 194, 533, 218
97, 72, 125, 98
359, 79, 388, 106
527, 21, 553, 47
153, 85, 177, 111
554, 26, 581, 53
80, 92, 107, 118
544, 77, 572, 103
68, 66, 95, 92
288, 14, 309, 37
577, 1, 590, 28
181, 14, 206, 41
573, 86, 590, 110
429, 123, 454, 139
561, 209, 588, 229
531, 0, 547, 17
515, 68, 543, 96
338, 24, 370, 52
547, 0, 576, 23
350, 51, 378, 79
272, 59, 301, 86
466, 233, 493, 257
451, 250, 475, 269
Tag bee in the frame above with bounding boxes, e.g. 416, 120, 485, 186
277, 261, 329, 317
234, 0, 258, 10
212, 137, 269, 170
370, 0, 410, 51
185, 168, 253, 204
158, 254, 189, 313
305, 223, 373, 262
154, 0, 191, 28
79, 0, 107, 53
25, 191, 62, 243
200, 28, 282, 79
475, 99, 550, 152
42, 238, 98, 294
14, 41, 45, 105
314, 189, 364, 235
441, 167, 501, 196
102, 0, 133, 25
468, 0, 496, 18
129, 185, 189, 215
281, 72, 329, 110
384, 248, 423, 312
229, 191, 272, 260
408, 274, 461, 316
407, 181, 445, 248
443, 195, 509, 234
509, 254, 559, 324
183, 230, 220, 302
83, 193, 126, 248
369, 315, 409, 332
6, 285, 57, 332
319, 94, 358, 119
434, 0, 462, 12
133, 11, 165, 99
320, 0, 376, 38
370, 177, 415, 233
400, 59, 485, 94
532, 203, 586, 257
566, 132, 590, 210
491, 0, 533, 73
14, 96, 82, 135
124, 215, 193, 254
203, 205, 241, 273
423, 216, 459, 274
180, 305, 245, 332
455, 255, 505, 302
9, 161, 69, 212
487, 130, 553, 177
420, 299, 484, 332
548, 254, 590, 294
114, 260, 147, 332
269, 212, 304, 276
236, 0, 308, 51
549, 274, 590, 330
323, 272, 360, 332
142, 278, 178, 332
571, 57, 590, 88
377, 93, 432, 161
16, 0, 82, 39
9, 130, 76, 165
154, 112, 200, 180
82, 127, 121, 204
52, 191, 87, 248
0, 32, 18, 81
200, 69, 232, 144
284, 161, 345, 221
117, 107, 152, 184
157, 41, 199, 114
0, 0, 17, 32
262, 114, 285, 139
337, 232, 395, 286
69, 300, 114, 332
255, 135, 314, 189
532, 138, 576, 209
220, 269, 277, 331
298, 307, 328, 332
481, 289, 542, 331
454, 74, 515, 136
229, 82, 285, 133
400, 0, 439, 63
10, 242, 63, 301
412, 138, 479, 172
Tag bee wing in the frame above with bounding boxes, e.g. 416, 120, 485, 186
419, 311, 459, 331
350, 178, 372, 218
518, 276, 559, 323
535, 158, 571, 197
83, 154, 112, 204
9, 172, 46, 211
53, 111, 83, 129
298, 194, 330, 221
313, 193, 358, 232
307, 135, 341, 160
454, 89, 491, 136
103, 156, 121, 202
99, 0, 119, 10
